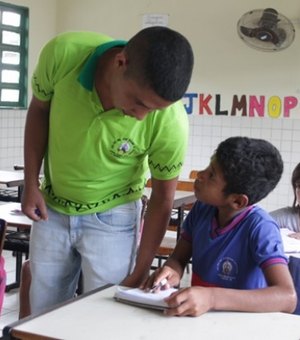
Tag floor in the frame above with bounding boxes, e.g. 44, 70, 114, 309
0, 250, 192, 337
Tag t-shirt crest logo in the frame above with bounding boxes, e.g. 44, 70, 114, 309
119, 141, 131, 153
111, 138, 135, 158
217, 257, 238, 282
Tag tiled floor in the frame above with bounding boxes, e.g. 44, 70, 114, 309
0, 250, 192, 337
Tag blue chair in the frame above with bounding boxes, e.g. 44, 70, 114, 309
288, 256, 300, 315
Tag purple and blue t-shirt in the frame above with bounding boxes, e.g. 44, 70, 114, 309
182, 201, 287, 289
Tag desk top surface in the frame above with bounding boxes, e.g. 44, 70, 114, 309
0, 170, 25, 187
0, 187, 195, 228
5, 285, 300, 340
0, 202, 32, 227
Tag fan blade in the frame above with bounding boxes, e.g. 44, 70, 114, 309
259, 8, 279, 28
240, 26, 256, 37
273, 28, 287, 46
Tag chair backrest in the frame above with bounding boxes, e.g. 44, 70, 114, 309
288, 256, 300, 315
146, 178, 194, 192
176, 180, 194, 191
0, 219, 7, 256
189, 170, 198, 179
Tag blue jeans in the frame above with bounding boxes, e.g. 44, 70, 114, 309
29, 200, 142, 314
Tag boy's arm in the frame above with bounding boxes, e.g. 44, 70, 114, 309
122, 177, 178, 287
164, 238, 193, 278
142, 238, 192, 290
165, 264, 297, 316
22, 96, 50, 221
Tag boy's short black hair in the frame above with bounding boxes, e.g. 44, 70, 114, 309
124, 26, 194, 102
291, 163, 300, 207
215, 137, 283, 205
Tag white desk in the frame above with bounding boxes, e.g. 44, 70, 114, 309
3, 285, 300, 340
280, 228, 300, 258
0, 170, 26, 202
0, 170, 25, 188
0, 202, 32, 229
0, 203, 32, 291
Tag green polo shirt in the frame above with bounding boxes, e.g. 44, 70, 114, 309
32, 31, 189, 215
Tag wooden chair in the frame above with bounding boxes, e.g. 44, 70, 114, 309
189, 170, 198, 179
0, 219, 7, 314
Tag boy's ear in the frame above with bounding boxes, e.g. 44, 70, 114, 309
231, 194, 249, 210
115, 51, 128, 68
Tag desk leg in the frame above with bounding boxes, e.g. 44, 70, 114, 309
176, 205, 185, 240
5, 252, 23, 292
17, 185, 23, 202
176, 205, 191, 273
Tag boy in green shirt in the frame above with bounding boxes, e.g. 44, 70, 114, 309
22, 27, 194, 314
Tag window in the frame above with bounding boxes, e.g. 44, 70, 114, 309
0, 2, 28, 109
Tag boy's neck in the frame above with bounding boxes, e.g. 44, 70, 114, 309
94, 47, 123, 110
216, 206, 249, 228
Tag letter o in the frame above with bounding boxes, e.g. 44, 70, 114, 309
268, 96, 281, 118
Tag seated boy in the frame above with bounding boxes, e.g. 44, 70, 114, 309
144, 136, 297, 316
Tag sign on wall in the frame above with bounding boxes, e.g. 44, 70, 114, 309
142, 14, 169, 28
183, 93, 299, 118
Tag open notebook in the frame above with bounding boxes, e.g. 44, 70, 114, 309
114, 286, 178, 310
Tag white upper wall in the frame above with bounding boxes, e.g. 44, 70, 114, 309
54, 0, 300, 116
5, 0, 300, 110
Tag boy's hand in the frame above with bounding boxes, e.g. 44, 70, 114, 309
164, 286, 213, 316
142, 265, 181, 291
21, 185, 48, 221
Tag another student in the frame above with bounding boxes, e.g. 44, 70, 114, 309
144, 137, 297, 316
270, 163, 300, 239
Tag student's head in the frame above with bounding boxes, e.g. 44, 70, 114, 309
110, 27, 193, 120
215, 137, 283, 205
123, 26, 194, 102
291, 163, 300, 208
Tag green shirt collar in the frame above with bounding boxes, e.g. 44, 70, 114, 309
78, 40, 127, 91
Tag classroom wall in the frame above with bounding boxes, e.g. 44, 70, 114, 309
0, 0, 57, 170
0, 0, 300, 212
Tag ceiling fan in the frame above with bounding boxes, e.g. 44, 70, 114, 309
237, 8, 296, 52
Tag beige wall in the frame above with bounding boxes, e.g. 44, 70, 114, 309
55, 0, 300, 106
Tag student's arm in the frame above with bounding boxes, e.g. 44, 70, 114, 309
22, 96, 50, 221
164, 264, 297, 316
142, 238, 193, 290
121, 177, 178, 287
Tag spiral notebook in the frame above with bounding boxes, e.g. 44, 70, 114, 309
114, 286, 178, 310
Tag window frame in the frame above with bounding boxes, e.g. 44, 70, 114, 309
0, 1, 29, 109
